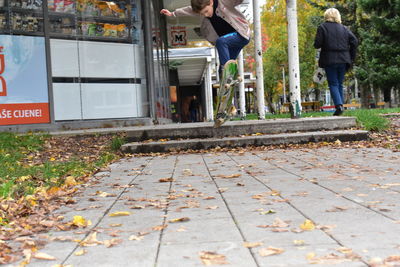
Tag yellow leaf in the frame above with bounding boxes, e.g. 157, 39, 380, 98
72, 216, 88, 227
306, 252, 316, 260
243, 242, 263, 248
47, 187, 61, 196
300, 220, 315, 231
33, 252, 56, 260
109, 211, 131, 217
65, 176, 78, 186
50, 157, 56, 161
17, 175, 31, 182
74, 249, 87, 256
168, 217, 190, 223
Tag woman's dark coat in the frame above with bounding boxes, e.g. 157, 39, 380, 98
314, 21, 358, 69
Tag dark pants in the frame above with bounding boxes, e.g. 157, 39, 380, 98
324, 63, 346, 106
190, 109, 197, 122
216, 32, 250, 67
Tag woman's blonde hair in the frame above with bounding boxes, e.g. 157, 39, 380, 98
324, 8, 342, 24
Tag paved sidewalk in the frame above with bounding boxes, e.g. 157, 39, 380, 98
18, 147, 400, 267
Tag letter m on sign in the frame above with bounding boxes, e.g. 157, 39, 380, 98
171, 27, 187, 47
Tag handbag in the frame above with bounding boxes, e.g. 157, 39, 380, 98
313, 67, 326, 84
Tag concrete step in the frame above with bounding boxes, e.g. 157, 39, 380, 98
121, 129, 369, 153
125, 117, 358, 141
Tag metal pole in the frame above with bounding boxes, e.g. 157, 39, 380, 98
253, 0, 265, 119
281, 65, 286, 103
142, 0, 157, 123
237, 51, 246, 119
286, 0, 302, 118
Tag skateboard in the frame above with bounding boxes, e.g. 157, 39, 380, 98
214, 60, 242, 128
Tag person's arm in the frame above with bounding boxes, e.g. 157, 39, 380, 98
160, 6, 198, 17
314, 25, 324, 49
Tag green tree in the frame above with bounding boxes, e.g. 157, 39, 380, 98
357, 0, 400, 106
261, 0, 322, 113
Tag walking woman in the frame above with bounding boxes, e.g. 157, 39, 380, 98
314, 8, 358, 115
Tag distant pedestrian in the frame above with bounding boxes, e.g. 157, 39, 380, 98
189, 95, 200, 122
314, 8, 358, 116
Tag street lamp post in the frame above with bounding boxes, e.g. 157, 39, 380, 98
281, 65, 286, 103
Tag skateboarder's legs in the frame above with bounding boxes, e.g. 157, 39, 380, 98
216, 32, 250, 77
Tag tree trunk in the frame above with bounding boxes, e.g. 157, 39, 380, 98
265, 94, 275, 114
383, 87, 392, 107
360, 83, 370, 108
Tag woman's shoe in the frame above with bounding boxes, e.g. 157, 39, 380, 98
333, 105, 344, 116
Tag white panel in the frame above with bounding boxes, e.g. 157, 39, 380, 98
81, 84, 138, 119
53, 83, 82, 120
50, 39, 79, 77
78, 41, 135, 78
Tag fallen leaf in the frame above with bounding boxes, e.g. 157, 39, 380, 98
152, 225, 168, 231
128, 235, 144, 241
80, 232, 102, 247
215, 174, 241, 179
168, 217, 190, 223
65, 176, 78, 187
326, 206, 348, 212
199, 251, 228, 265
109, 211, 131, 217
103, 238, 122, 248
260, 209, 276, 215
33, 252, 56, 261
203, 196, 216, 200
293, 240, 305, 246
300, 220, 315, 231
109, 223, 122, 227
243, 242, 263, 248
71, 215, 91, 228
259, 247, 284, 257
74, 249, 87, 256
206, 206, 219, 210
176, 226, 187, 232
336, 247, 353, 254
385, 255, 400, 262
130, 205, 145, 209
159, 178, 174, 183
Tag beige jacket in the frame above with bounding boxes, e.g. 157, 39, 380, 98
172, 0, 250, 44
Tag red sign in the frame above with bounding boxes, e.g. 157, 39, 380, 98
171, 26, 187, 47
0, 103, 50, 125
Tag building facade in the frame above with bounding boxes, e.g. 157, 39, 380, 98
0, 0, 170, 131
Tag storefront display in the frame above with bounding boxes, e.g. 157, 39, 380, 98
47, 0, 140, 43
0, 0, 44, 35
